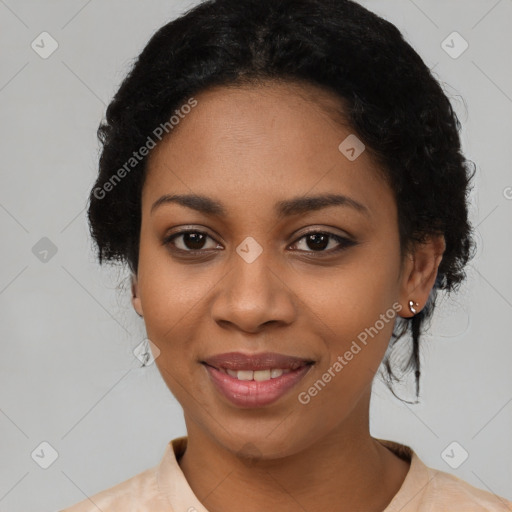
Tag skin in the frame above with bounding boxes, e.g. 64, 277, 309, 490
131, 81, 445, 512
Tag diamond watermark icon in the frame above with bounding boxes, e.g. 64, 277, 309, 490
441, 31, 468, 59
31, 441, 59, 469
338, 134, 365, 161
32, 237, 58, 263
31, 32, 59, 59
236, 442, 263, 468
236, 236, 263, 263
441, 441, 469, 469
134, 338, 161, 366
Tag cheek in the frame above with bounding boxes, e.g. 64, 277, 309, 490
140, 276, 211, 373
137, 233, 212, 337
294, 309, 397, 435
302, 243, 401, 347
295, 244, 401, 405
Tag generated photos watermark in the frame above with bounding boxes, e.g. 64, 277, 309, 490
93, 97, 198, 200
298, 301, 403, 405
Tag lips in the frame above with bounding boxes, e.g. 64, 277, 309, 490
201, 352, 314, 408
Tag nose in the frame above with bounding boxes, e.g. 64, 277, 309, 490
210, 247, 297, 334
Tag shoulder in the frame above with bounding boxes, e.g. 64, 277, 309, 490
58, 438, 186, 512
425, 465, 512, 511
377, 439, 512, 512
58, 465, 168, 512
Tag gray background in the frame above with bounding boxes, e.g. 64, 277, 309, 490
0, 0, 511, 510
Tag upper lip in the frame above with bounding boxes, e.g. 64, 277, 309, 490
202, 352, 315, 371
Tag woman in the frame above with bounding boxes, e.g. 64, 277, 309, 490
62, 0, 511, 510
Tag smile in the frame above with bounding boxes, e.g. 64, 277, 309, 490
201, 352, 314, 408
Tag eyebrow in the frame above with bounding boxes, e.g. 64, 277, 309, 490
150, 193, 370, 218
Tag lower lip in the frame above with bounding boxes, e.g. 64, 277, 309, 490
204, 364, 312, 408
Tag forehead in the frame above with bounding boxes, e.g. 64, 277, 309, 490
143, 81, 394, 222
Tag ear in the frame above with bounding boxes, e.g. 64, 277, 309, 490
398, 234, 446, 318
131, 274, 144, 318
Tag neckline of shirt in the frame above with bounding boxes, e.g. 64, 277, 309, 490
156, 436, 432, 512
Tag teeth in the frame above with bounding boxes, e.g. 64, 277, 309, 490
254, 370, 271, 381
237, 370, 253, 381
225, 368, 292, 381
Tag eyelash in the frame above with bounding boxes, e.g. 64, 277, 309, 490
162, 229, 356, 257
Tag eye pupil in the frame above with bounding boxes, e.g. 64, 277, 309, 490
184, 232, 206, 250
306, 233, 329, 251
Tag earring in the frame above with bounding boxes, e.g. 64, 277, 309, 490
408, 300, 419, 315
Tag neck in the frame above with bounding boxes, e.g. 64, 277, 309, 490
178, 392, 410, 512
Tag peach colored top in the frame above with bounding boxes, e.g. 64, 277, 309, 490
61, 436, 512, 511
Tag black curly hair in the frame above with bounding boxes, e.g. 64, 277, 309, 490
87, 0, 476, 402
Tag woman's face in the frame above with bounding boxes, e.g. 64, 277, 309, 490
132, 82, 435, 459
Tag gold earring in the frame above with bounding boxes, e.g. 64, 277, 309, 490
408, 300, 419, 315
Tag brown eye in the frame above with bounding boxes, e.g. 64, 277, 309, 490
291, 232, 356, 253
163, 230, 220, 252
